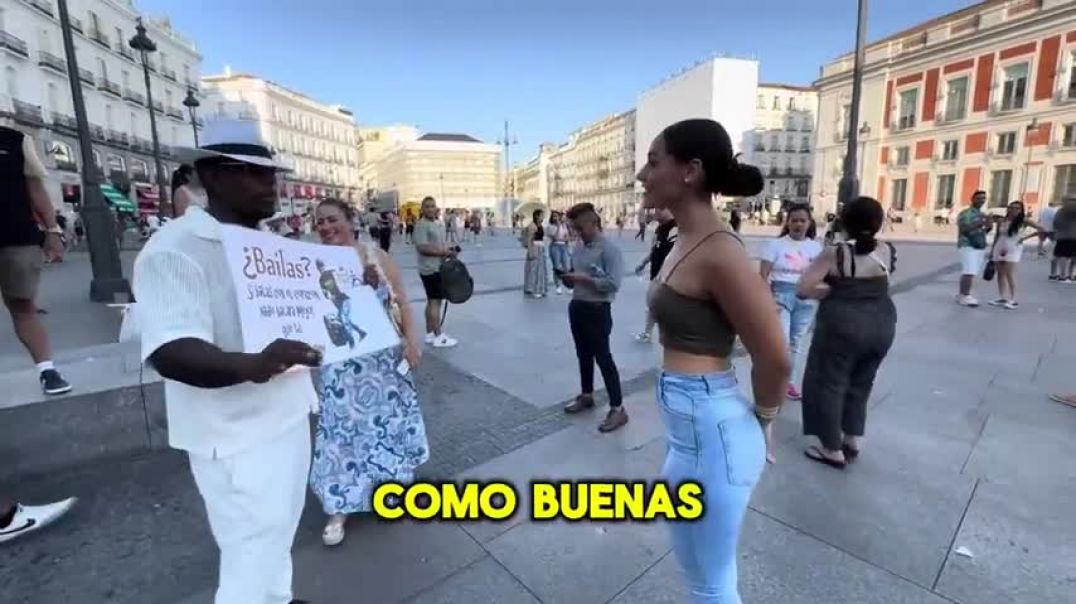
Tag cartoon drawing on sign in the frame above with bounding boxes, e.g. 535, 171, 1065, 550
317, 259, 367, 349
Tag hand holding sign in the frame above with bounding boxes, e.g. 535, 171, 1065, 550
242, 338, 323, 383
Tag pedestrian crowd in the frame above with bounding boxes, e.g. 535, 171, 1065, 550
2, 114, 1075, 604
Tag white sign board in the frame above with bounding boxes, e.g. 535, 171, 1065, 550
220, 225, 400, 365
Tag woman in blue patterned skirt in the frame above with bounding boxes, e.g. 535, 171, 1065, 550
311, 199, 429, 547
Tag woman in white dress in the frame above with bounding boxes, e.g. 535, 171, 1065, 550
989, 200, 1042, 310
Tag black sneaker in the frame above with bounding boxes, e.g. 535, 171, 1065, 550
40, 370, 72, 395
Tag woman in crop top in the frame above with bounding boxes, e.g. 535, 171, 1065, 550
637, 118, 792, 603
522, 209, 548, 298
796, 196, 897, 469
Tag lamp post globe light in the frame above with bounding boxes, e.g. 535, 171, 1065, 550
55, 0, 129, 302
129, 19, 171, 217
183, 88, 200, 147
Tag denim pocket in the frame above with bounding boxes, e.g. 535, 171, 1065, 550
717, 412, 766, 487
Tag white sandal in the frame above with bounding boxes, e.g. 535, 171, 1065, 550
322, 519, 346, 546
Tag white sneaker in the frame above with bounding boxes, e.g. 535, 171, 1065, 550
425, 332, 436, 344
987, 298, 1007, 307
1003, 301, 1019, 310
432, 334, 458, 348
957, 295, 980, 307
0, 497, 77, 544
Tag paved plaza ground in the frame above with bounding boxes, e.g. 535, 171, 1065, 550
1, 225, 1073, 603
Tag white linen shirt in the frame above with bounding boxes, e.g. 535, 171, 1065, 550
132, 207, 316, 459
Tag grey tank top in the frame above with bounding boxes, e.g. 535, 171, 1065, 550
647, 230, 738, 358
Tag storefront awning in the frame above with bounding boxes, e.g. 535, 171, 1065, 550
101, 184, 136, 213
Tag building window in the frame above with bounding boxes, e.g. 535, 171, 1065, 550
989, 170, 1013, 207
130, 159, 148, 180
1064, 124, 1076, 148
787, 97, 795, 110
942, 140, 959, 161
897, 89, 918, 130
1053, 164, 1076, 204
895, 146, 910, 166
996, 131, 1017, 155
97, 58, 108, 79
772, 96, 780, 110
936, 174, 956, 209
892, 179, 908, 210
757, 95, 765, 109
769, 134, 779, 151
800, 135, 810, 152
114, 26, 123, 47
92, 150, 101, 171
1000, 63, 1029, 111
107, 154, 125, 175
944, 76, 968, 122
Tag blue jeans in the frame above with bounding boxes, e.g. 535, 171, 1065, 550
549, 243, 571, 276
771, 281, 817, 382
658, 370, 766, 603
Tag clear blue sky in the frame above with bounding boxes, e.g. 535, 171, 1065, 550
139, 0, 972, 161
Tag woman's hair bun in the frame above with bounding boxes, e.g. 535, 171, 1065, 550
720, 160, 764, 197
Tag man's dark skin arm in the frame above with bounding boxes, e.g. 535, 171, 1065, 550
149, 338, 320, 389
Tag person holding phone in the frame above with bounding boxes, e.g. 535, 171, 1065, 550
310, 199, 428, 548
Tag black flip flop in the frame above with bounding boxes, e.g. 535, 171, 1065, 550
842, 444, 860, 462
804, 446, 846, 469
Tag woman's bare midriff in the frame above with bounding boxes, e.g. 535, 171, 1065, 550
662, 348, 732, 375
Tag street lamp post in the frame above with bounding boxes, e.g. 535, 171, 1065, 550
182, 88, 200, 147
497, 120, 518, 221
837, 0, 869, 211
56, 0, 129, 302
1021, 118, 1040, 203
129, 19, 170, 217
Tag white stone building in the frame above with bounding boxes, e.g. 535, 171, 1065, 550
750, 83, 819, 207
355, 123, 420, 196
635, 56, 760, 206
0, 0, 202, 211
366, 132, 502, 214
200, 69, 359, 213
544, 109, 637, 218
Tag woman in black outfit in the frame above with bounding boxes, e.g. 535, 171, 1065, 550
633, 207, 676, 342
796, 196, 896, 468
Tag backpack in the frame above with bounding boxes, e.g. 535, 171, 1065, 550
439, 257, 474, 304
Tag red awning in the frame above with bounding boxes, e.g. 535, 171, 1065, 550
136, 188, 159, 201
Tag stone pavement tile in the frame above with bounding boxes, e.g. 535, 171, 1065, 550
871, 357, 996, 413
458, 427, 666, 544
935, 481, 1076, 604
569, 387, 664, 452
486, 515, 670, 604
867, 392, 986, 475
611, 511, 951, 604
1030, 352, 1076, 393
751, 434, 977, 587
291, 518, 486, 603
406, 557, 539, 604
960, 411, 1076, 486
978, 378, 1076, 429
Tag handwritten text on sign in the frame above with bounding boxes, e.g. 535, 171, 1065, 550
221, 225, 400, 365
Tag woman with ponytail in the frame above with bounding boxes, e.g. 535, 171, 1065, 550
795, 196, 896, 469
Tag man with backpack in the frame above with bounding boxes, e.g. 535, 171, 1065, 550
413, 196, 459, 348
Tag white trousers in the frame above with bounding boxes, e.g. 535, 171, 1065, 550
188, 420, 311, 604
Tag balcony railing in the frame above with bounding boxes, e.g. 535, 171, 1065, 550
98, 79, 122, 97
25, 0, 55, 18
123, 89, 145, 105
50, 111, 78, 132
78, 67, 94, 85
160, 145, 173, 158
0, 31, 30, 58
151, 100, 163, 113
118, 46, 134, 62
89, 28, 111, 50
132, 137, 152, 152
165, 106, 184, 119
13, 99, 44, 125
90, 125, 106, 142
69, 16, 83, 33
131, 167, 149, 181
38, 50, 66, 72
107, 130, 129, 146
162, 68, 177, 82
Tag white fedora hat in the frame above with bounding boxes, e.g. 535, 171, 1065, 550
178, 118, 291, 171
